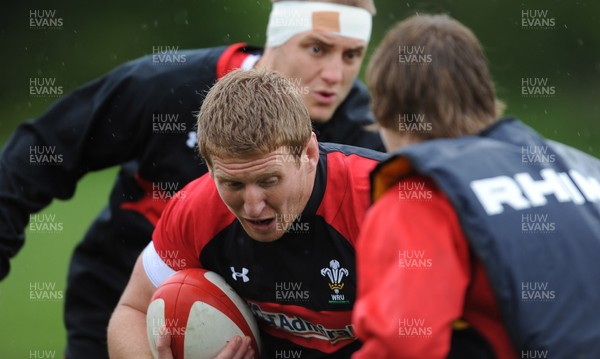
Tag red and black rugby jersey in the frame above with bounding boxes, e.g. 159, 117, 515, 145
147, 143, 387, 358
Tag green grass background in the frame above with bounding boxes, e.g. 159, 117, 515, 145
1, 0, 599, 357
0, 168, 116, 358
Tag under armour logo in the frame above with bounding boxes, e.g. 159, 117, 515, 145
186, 131, 197, 149
230, 267, 250, 282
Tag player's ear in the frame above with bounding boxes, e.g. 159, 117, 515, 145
304, 132, 319, 171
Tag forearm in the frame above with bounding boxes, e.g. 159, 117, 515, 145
108, 303, 153, 359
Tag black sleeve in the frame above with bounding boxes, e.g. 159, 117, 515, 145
0, 57, 155, 280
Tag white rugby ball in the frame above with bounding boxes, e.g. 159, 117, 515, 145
146, 268, 261, 359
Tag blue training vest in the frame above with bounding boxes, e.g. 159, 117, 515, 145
375, 118, 600, 358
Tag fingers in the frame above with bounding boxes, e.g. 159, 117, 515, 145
242, 339, 256, 359
238, 337, 255, 359
155, 330, 255, 359
156, 326, 174, 359
214, 336, 254, 359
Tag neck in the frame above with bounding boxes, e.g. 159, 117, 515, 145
254, 47, 275, 69
381, 127, 423, 153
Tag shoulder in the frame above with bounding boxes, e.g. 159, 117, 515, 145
364, 175, 468, 264
112, 46, 227, 89
154, 173, 235, 258
374, 176, 451, 216
319, 143, 387, 195
316, 144, 388, 245
321, 142, 388, 185
320, 142, 388, 162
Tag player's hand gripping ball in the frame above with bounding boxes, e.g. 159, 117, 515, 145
146, 268, 261, 359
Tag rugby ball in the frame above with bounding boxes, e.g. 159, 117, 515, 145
146, 268, 261, 359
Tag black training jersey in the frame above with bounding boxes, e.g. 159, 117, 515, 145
145, 143, 387, 358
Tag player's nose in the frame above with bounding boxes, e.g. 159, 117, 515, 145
242, 185, 266, 218
320, 56, 344, 85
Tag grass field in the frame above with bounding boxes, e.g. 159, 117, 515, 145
0, 168, 117, 358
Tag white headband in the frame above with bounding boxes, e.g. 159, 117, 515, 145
266, 1, 372, 47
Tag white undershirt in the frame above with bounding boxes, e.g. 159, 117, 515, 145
241, 54, 261, 70
142, 241, 176, 288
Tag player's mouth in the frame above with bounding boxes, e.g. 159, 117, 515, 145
245, 217, 276, 231
314, 90, 337, 105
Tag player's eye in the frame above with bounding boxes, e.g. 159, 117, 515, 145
344, 50, 362, 62
260, 177, 278, 187
224, 181, 243, 190
310, 45, 323, 56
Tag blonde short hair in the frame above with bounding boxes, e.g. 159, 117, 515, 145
367, 14, 503, 139
198, 69, 312, 167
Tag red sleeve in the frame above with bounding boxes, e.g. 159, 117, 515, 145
352, 177, 472, 359
216, 42, 250, 79
152, 174, 236, 270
